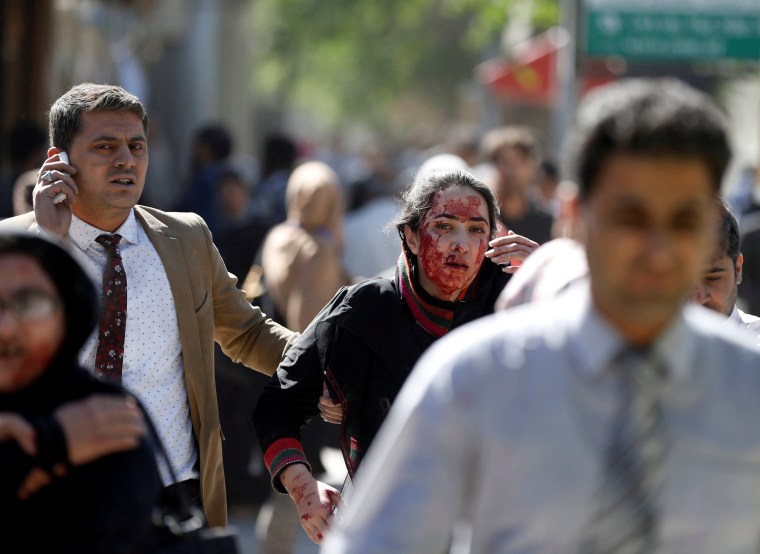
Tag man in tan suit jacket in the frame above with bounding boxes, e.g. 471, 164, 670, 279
0, 83, 297, 527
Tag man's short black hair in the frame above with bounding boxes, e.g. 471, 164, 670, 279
564, 78, 731, 201
716, 196, 741, 265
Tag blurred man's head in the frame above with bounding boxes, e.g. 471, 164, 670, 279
218, 169, 252, 220
480, 126, 540, 194
191, 123, 233, 171
563, 78, 731, 344
689, 197, 742, 317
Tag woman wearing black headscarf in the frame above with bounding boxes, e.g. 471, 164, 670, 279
0, 231, 162, 553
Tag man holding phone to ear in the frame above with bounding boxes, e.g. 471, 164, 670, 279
0, 83, 299, 527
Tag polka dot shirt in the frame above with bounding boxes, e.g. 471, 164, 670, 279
68, 212, 197, 485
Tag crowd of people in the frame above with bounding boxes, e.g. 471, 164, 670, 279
2, 76, 760, 553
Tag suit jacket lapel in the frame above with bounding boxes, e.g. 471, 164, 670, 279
133, 206, 204, 389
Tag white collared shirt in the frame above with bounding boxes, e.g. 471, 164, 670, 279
729, 304, 760, 346
68, 211, 197, 485
325, 281, 760, 554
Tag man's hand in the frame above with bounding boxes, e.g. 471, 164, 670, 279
281, 463, 343, 544
33, 149, 78, 237
54, 395, 145, 466
485, 230, 540, 273
319, 383, 343, 424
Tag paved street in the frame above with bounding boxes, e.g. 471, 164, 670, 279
229, 505, 321, 554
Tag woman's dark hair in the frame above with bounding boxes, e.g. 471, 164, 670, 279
0, 232, 98, 363
392, 169, 499, 246
563, 78, 731, 201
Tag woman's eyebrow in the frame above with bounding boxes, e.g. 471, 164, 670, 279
433, 213, 488, 223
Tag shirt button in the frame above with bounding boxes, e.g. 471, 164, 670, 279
124, 364, 130, 370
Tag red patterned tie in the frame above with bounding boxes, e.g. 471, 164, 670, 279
95, 234, 127, 383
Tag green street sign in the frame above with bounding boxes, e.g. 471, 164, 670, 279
583, 0, 760, 60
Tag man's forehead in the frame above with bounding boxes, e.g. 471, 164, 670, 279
586, 153, 716, 202
705, 253, 733, 268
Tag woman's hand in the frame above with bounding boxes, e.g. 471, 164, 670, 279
0, 412, 36, 456
485, 230, 540, 273
54, 394, 145, 465
17, 464, 67, 500
0, 412, 66, 499
281, 463, 343, 544
319, 383, 344, 424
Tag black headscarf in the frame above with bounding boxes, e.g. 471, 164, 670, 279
0, 231, 101, 412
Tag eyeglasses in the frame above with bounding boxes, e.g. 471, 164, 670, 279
0, 289, 61, 322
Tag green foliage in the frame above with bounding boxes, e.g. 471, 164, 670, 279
249, 0, 558, 131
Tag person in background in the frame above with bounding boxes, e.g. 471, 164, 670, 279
689, 196, 760, 342
215, 167, 270, 283
176, 123, 234, 235
0, 231, 161, 553
536, 158, 560, 213
346, 143, 399, 213
1, 119, 48, 220
254, 133, 299, 225
444, 124, 481, 168
261, 161, 353, 332
254, 169, 537, 545
480, 125, 554, 244
0, 83, 298, 527
737, 177, 760, 316
11, 169, 37, 216
323, 78, 760, 554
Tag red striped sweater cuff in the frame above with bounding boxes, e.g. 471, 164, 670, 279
264, 438, 311, 494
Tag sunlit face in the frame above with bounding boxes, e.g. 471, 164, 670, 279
404, 186, 491, 301
0, 254, 65, 392
68, 110, 148, 231
579, 154, 716, 341
689, 252, 742, 317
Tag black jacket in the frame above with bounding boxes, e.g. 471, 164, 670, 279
0, 232, 163, 553
1, 362, 164, 553
253, 259, 509, 490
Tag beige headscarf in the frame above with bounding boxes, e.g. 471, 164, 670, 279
261, 161, 352, 332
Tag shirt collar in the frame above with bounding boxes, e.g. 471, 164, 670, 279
729, 304, 743, 326
567, 281, 695, 382
69, 210, 139, 251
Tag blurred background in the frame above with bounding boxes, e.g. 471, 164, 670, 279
2, 0, 758, 211
2, 1, 759, 552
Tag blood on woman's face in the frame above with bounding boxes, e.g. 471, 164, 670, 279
0, 254, 65, 392
404, 186, 491, 301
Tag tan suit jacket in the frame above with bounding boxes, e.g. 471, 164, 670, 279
0, 206, 298, 526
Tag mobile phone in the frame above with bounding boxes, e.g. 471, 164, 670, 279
52, 151, 70, 205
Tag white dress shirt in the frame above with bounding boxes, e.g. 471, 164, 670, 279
324, 281, 760, 554
730, 305, 760, 345
68, 212, 197, 485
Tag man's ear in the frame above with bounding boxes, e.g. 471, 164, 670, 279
403, 225, 420, 256
736, 252, 744, 285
